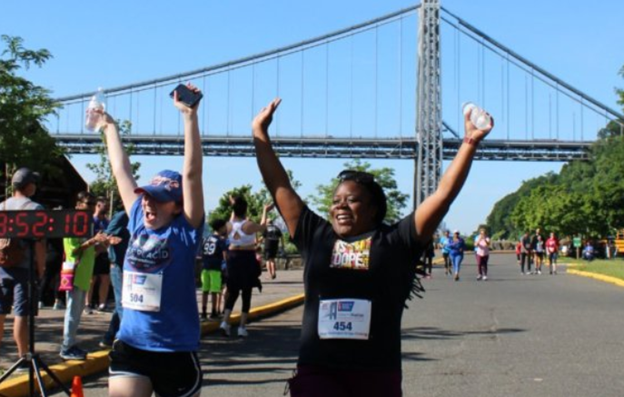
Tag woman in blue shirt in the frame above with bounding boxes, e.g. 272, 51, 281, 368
448, 231, 466, 281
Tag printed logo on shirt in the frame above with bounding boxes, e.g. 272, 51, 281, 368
330, 237, 372, 270
126, 233, 172, 272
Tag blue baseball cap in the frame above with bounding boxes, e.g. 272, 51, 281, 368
134, 170, 183, 203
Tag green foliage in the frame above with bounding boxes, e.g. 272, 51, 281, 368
0, 35, 64, 186
488, 131, 624, 240
208, 185, 270, 225
86, 120, 140, 211
306, 159, 408, 223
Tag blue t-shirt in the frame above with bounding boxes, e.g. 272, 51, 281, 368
117, 199, 204, 352
439, 236, 450, 254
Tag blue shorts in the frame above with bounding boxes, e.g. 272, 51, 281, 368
0, 268, 35, 316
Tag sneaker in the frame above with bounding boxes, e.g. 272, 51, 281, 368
60, 346, 87, 361
477, 275, 482, 281
14, 361, 30, 373
483, 275, 488, 281
238, 326, 248, 338
99, 340, 112, 349
53, 301, 65, 310
454, 274, 459, 282
38, 301, 44, 310
200, 313, 208, 321
84, 307, 93, 315
538, 270, 542, 275
209, 312, 219, 320
97, 304, 108, 312
220, 322, 231, 337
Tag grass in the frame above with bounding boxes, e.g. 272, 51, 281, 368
565, 257, 624, 280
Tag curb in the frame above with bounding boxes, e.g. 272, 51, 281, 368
566, 269, 624, 288
0, 294, 305, 397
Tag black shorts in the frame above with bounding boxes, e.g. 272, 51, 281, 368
263, 246, 278, 260
93, 253, 111, 275
109, 340, 203, 397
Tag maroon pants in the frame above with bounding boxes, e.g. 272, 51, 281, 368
477, 254, 489, 276
288, 365, 402, 397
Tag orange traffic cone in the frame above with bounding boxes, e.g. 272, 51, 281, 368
70, 375, 84, 397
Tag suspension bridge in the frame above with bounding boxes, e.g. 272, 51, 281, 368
50, 0, 624, 204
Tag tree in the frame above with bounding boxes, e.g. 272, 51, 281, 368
86, 120, 141, 212
0, 35, 64, 190
306, 160, 409, 224
207, 169, 302, 226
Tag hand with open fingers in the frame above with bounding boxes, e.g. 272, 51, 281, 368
252, 98, 281, 133
173, 82, 202, 114
264, 202, 275, 212
464, 110, 494, 144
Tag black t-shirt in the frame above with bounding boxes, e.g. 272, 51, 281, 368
263, 225, 282, 251
201, 235, 226, 271
293, 206, 423, 371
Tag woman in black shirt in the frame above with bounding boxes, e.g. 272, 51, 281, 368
252, 98, 492, 397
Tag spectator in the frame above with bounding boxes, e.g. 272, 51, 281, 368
60, 191, 108, 361
262, 218, 284, 280
520, 232, 532, 275
200, 219, 228, 320
0, 168, 46, 372
582, 242, 595, 261
545, 232, 559, 275
422, 239, 435, 279
86, 197, 111, 313
39, 237, 65, 310
219, 199, 270, 337
475, 228, 490, 281
449, 231, 466, 281
439, 230, 452, 276
99, 210, 130, 348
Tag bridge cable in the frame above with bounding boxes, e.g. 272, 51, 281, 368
251, 63, 256, 122
325, 43, 329, 138
153, 84, 157, 135
276, 56, 281, 136
56, 5, 420, 103
374, 25, 379, 139
300, 51, 304, 138
398, 16, 403, 137
440, 7, 624, 121
227, 69, 231, 136
202, 75, 207, 136
350, 35, 354, 139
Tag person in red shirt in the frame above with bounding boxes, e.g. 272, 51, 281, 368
545, 233, 559, 275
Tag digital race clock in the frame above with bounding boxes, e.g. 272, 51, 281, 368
0, 210, 93, 239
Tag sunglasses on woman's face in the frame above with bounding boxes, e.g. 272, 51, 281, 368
337, 170, 375, 184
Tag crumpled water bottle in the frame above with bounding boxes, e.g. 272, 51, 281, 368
85, 88, 106, 132
462, 102, 491, 130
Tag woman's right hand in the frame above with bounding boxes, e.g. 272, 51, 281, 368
252, 98, 281, 134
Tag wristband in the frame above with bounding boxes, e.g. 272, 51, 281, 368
463, 136, 479, 146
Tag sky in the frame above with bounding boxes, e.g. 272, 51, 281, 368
2, 0, 624, 234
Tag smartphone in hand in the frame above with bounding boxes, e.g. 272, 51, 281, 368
169, 84, 203, 108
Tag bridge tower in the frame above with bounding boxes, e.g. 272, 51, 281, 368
415, 0, 442, 208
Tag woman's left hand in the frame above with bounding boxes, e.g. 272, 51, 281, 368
464, 110, 494, 143
173, 83, 201, 114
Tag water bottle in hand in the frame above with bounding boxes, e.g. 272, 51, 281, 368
85, 88, 106, 132
462, 102, 491, 130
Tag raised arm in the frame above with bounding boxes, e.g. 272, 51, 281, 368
252, 98, 304, 236
101, 115, 139, 214
173, 84, 204, 229
414, 110, 493, 242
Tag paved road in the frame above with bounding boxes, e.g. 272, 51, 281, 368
57, 254, 624, 396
